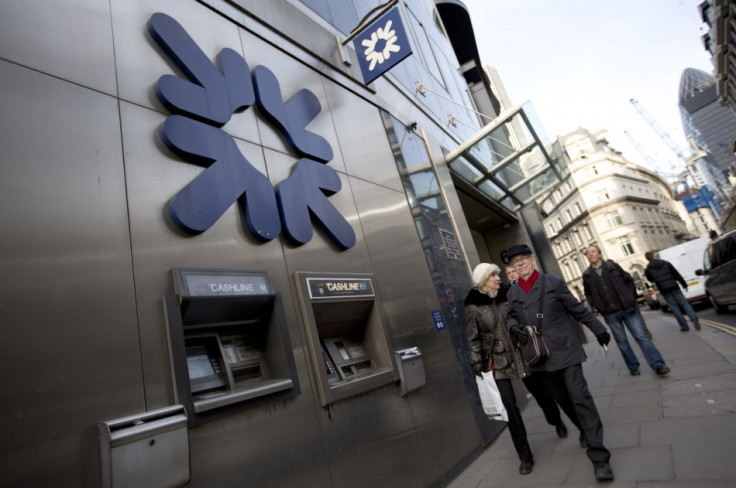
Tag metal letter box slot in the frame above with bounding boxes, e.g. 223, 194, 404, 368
394, 347, 426, 396
99, 405, 189, 488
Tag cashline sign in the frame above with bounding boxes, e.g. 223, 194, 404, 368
307, 278, 375, 299
180, 272, 271, 297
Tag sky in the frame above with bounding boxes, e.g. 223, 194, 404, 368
460, 0, 715, 176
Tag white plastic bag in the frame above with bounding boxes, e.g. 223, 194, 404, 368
475, 372, 508, 422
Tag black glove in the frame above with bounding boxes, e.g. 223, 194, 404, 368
510, 325, 529, 345
474, 369, 483, 378
597, 331, 611, 346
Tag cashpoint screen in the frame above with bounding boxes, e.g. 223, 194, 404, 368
187, 353, 216, 380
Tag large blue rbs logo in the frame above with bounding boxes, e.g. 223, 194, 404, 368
148, 13, 356, 249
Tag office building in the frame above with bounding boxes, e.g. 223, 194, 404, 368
679, 67, 736, 180
540, 129, 691, 296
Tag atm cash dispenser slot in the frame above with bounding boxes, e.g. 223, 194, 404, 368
322, 337, 372, 380
295, 272, 397, 406
164, 268, 299, 423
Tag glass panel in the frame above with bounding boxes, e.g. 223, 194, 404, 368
448, 156, 483, 183
477, 179, 506, 201
466, 137, 496, 173
445, 103, 564, 219
381, 111, 470, 334
406, 7, 445, 88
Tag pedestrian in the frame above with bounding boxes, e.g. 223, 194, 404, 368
507, 263, 585, 442
505, 244, 615, 482
582, 245, 670, 377
506, 265, 519, 285
644, 251, 701, 331
444, 286, 464, 327
465, 263, 535, 474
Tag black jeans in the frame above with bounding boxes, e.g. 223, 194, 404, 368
496, 378, 533, 462
522, 374, 582, 430
540, 364, 611, 463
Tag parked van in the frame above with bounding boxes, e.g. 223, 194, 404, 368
696, 229, 736, 313
653, 236, 710, 311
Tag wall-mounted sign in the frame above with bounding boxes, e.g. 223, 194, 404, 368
307, 278, 375, 299
148, 13, 355, 249
431, 309, 446, 330
174, 269, 272, 297
354, 7, 413, 85
439, 228, 462, 261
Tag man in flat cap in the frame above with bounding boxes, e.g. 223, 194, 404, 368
505, 243, 615, 482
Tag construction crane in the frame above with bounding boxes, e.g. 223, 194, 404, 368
629, 98, 691, 166
624, 129, 657, 170
630, 98, 730, 215
623, 129, 681, 179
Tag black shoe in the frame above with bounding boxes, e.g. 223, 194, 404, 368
630, 368, 641, 376
656, 365, 670, 376
680, 327, 689, 331
555, 421, 568, 438
519, 459, 534, 475
579, 433, 589, 449
593, 461, 614, 481
693, 319, 701, 330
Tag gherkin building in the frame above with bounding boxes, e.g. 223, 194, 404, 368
679, 67, 736, 179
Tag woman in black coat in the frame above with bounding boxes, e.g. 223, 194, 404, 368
465, 262, 535, 475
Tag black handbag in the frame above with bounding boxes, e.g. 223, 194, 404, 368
519, 277, 550, 366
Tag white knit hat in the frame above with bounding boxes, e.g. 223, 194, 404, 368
472, 263, 499, 287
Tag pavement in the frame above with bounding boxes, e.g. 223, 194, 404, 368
446, 309, 736, 488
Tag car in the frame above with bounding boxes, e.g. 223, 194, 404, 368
636, 287, 645, 304
642, 285, 660, 310
696, 229, 736, 313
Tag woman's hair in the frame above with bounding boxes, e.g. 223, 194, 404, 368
472, 262, 500, 287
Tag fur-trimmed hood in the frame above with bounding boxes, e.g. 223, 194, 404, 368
464, 283, 508, 307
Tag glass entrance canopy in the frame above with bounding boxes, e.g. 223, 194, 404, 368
445, 102, 567, 212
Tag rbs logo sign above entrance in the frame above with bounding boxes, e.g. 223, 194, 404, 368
148, 13, 356, 249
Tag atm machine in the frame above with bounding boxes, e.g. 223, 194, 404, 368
294, 272, 399, 406
164, 268, 299, 424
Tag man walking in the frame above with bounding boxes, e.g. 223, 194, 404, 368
582, 245, 670, 377
644, 251, 701, 331
505, 243, 615, 482
505, 265, 519, 285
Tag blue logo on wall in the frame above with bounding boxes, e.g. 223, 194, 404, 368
353, 7, 413, 85
148, 13, 355, 249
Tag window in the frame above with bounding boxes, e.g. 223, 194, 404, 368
617, 235, 635, 256
565, 209, 573, 222
562, 261, 572, 281
557, 218, 563, 229
605, 211, 623, 228
583, 225, 593, 240
406, 7, 445, 88
595, 190, 610, 203
548, 224, 555, 234
574, 202, 583, 215
572, 231, 582, 246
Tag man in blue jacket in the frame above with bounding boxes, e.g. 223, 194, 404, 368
582, 245, 670, 377
505, 243, 614, 482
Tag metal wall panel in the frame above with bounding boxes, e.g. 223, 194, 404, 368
0, 60, 142, 487
322, 79, 404, 192
111, 0, 263, 144
0, 0, 488, 486
0, 0, 117, 95
349, 178, 481, 485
